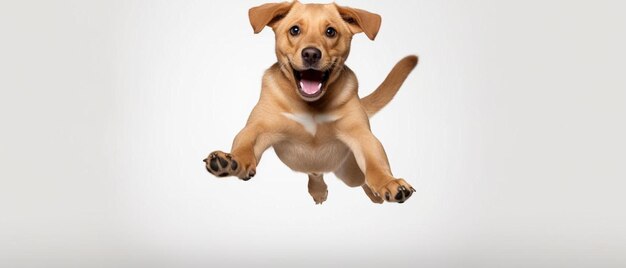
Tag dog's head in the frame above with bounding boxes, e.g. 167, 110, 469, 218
249, 1, 381, 102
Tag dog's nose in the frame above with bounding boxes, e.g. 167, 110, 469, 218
301, 47, 321, 66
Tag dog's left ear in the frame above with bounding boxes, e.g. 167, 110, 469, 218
335, 4, 381, 40
249, 2, 294, 34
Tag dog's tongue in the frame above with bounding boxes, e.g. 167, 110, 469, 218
300, 79, 322, 95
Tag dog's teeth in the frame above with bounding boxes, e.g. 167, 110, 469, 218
317, 83, 322, 90
299, 81, 304, 89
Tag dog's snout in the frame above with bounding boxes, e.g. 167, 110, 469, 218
301, 47, 321, 66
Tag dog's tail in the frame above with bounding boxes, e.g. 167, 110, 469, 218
361, 55, 418, 117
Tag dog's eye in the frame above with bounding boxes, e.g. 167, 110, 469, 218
289, 26, 300, 36
325, 27, 337, 38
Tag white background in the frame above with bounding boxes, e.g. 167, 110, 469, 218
1, 0, 625, 267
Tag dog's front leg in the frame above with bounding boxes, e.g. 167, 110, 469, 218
204, 123, 279, 181
337, 126, 415, 203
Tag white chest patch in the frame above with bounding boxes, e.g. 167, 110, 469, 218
282, 112, 339, 135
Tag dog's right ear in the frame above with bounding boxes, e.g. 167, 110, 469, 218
248, 2, 294, 34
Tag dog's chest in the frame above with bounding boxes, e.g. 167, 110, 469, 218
274, 112, 349, 173
281, 112, 338, 136
273, 139, 350, 174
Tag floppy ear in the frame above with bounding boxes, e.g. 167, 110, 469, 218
248, 2, 294, 34
335, 4, 382, 40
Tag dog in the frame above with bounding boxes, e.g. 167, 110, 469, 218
204, 1, 418, 204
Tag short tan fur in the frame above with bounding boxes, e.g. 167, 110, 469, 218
204, 1, 418, 204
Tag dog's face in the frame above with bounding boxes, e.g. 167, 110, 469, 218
249, 1, 381, 102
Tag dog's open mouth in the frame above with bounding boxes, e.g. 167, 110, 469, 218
293, 68, 330, 101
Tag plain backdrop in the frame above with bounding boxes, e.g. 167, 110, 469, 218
1, 0, 625, 267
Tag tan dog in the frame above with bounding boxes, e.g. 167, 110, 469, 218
204, 1, 418, 204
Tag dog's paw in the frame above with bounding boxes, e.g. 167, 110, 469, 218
203, 151, 256, 181
373, 178, 415, 203
362, 184, 384, 204
309, 189, 328, 205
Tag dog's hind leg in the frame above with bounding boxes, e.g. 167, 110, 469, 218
334, 153, 384, 204
308, 173, 328, 204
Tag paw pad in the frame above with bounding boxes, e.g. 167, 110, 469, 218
374, 178, 415, 203
204, 151, 256, 181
